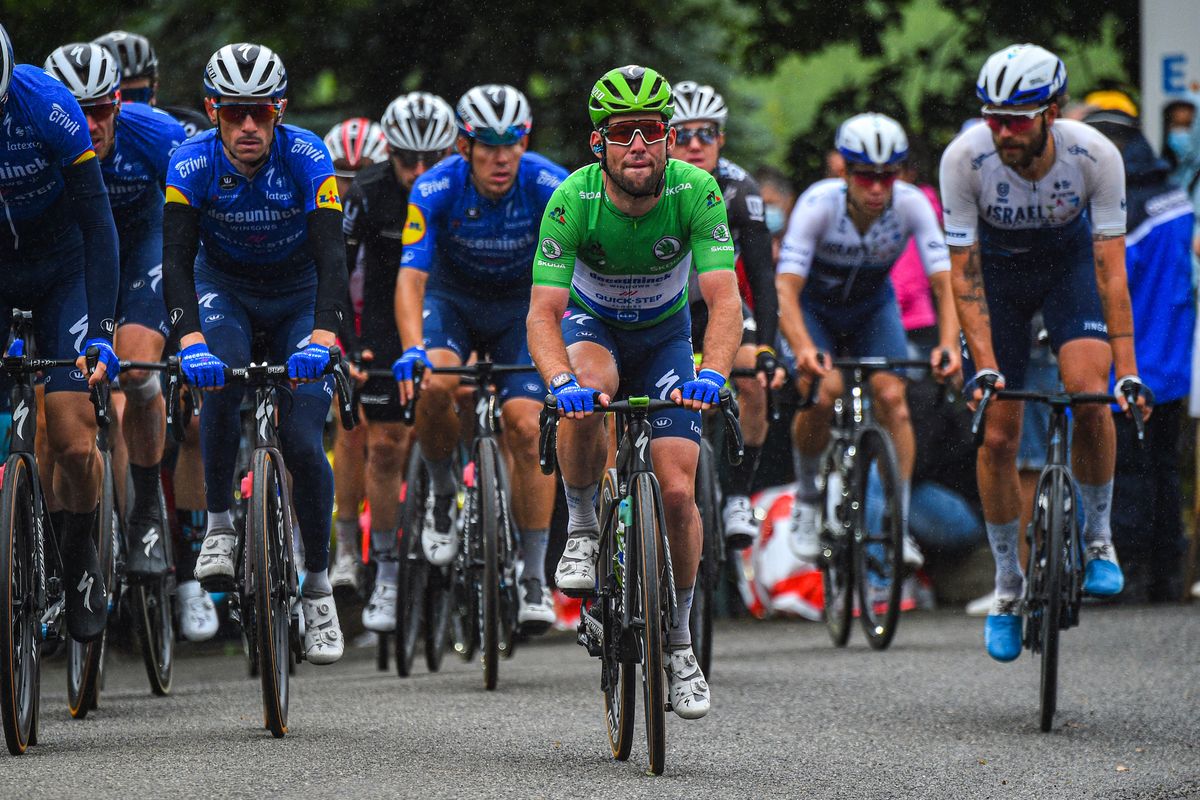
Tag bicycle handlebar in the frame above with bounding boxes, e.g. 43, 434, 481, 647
970, 384, 1154, 448
397, 361, 537, 426
798, 351, 952, 410
729, 367, 780, 422
215, 346, 356, 432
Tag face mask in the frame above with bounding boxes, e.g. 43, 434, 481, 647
765, 204, 785, 235
1168, 128, 1192, 157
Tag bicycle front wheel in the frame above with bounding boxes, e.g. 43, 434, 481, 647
631, 472, 667, 776
134, 482, 174, 696
395, 444, 429, 677
67, 457, 117, 718
423, 564, 452, 672
1032, 469, 1068, 732
853, 427, 904, 650
819, 446, 853, 647
689, 439, 719, 675
475, 438, 501, 691
249, 449, 291, 737
599, 469, 634, 761
0, 455, 40, 755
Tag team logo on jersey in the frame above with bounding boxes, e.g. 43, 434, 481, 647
219, 174, 237, 190
705, 189, 722, 207
316, 176, 342, 211
548, 205, 566, 224
653, 236, 682, 261
711, 224, 731, 243
466, 207, 481, 219
402, 205, 427, 245
997, 182, 1009, 198
540, 238, 563, 259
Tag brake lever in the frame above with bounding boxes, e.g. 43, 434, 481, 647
327, 345, 357, 432
538, 395, 559, 475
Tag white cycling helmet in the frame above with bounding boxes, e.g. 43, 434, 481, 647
45, 43, 121, 104
93, 31, 157, 80
0, 24, 12, 104
203, 43, 287, 99
324, 118, 388, 177
455, 84, 531, 145
976, 44, 1067, 108
382, 92, 457, 151
835, 113, 908, 166
671, 81, 728, 128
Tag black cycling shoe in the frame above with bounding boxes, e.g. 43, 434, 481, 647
61, 529, 108, 643
124, 511, 168, 583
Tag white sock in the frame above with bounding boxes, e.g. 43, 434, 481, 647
206, 510, 233, 534
986, 519, 1023, 598
376, 560, 399, 586
521, 528, 549, 585
563, 481, 599, 535
335, 518, 359, 559
1078, 481, 1113, 546
303, 569, 331, 597
668, 586, 695, 648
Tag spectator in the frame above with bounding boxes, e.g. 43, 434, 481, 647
1085, 101, 1196, 602
754, 165, 797, 264
1160, 98, 1196, 176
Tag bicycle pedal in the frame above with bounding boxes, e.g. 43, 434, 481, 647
558, 586, 597, 600
198, 576, 236, 594
664, 701, 673, 712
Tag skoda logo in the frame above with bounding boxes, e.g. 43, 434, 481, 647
653, 236, 682, 261
540, 237, 563, 259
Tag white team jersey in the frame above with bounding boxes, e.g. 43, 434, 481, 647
939, 119, 1126, 248
777, 178, 949, 303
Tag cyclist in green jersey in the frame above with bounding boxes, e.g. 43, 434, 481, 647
526, 65, 743, 719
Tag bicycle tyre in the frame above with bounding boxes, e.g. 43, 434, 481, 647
632, 472, 667, 776
451, 556, 478, 662
819, 445, 853, 648
493, 446, 519, 659
1037, 471, 1066, 732
134, 483, 174, 696
689, 439, 719, 676
375, 632, 389, 671
423, 564, 452, 672
854, 427, 904, 650
249, 449, 289, 738
599, 469, 634, 762
67, 455, 117, 718
476, 438, 501, 691
0, 455, 39, 755
395, 445, 428, 677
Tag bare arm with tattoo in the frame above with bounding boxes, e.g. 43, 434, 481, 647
949, 243, 999, 395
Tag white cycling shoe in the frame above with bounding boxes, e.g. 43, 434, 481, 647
554, 534, 599, 595
194, 529, 237, 585
666, 646, 710, 719
782, 501, 821, 561
177, 580, 218, 642
362, 583, 397, 632
329, 551, 360, 594
301, 594, 344, 665
902, 533, 924, 569
723, 496, 757, 550
517, 578, 555, 633
421, 493, 460, 567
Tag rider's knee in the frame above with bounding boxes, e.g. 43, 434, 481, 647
367, 429, 405, 472
419, 377, 457, 411
120, 368, 160, 406
875, 388, 910, 426
980, 426, 1019, 463
503, 411, 541, 462
658, 476, 696, 520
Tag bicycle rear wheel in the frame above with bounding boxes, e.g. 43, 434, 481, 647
599, 469, 635, 761
395, 445, 428, 677
475, 438, 501, 691
67, 458, 117, 718
854, 427, 904, 650
249, 449, 291, 738
689, 440, 719, 675
1031, 470, 1067, 732
632, 472, 667, 776
134, 483, 174, 696
819, 446, 853, 647
0, 455, 40, 755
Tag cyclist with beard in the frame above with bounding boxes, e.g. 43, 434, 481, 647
391, 84, 567, 632
528, 65, 742, 719
939, 44, 1147, 662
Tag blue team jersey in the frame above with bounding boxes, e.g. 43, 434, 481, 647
402, 151, 567, 298
0, 64, 96, 248
103, 102, 185, 226
165, 124, 341, 269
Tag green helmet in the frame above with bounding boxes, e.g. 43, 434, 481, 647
588, 65, 674, 128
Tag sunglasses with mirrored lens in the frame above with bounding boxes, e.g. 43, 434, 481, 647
982, 105, 1047, 134
675, 126, 720, 146
214, 102, 281, 125
849, 169, 899, 188
602, 119, 669, 147
81, 102, 119, 122
393, 149, 445, 168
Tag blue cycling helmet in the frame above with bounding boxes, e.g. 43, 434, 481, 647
976, 44, 1067, 107
203, 43, 287, 99
836, 113, 908, 166
0, 24, 13, 104
455, 84, 531, 145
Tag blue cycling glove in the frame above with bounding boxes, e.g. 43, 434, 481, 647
552, 377, 596, 415
680, 369, 725, 405
288, 343, 330, 381
5, 338, 23, 358
392, 346, 432, 383
180, 343, 227, 389
82, 338, 120, 380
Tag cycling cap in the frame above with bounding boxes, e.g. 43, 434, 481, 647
0, 24, 13, 103
671, 81, 727, 127
383, 92, 457, 151
45, 43, 121, 104
589, 65, 673, 128
455, 84, 531, 145
324, 118, 389, 177
93, 31, 158, 80
204, 43, 287, 99
835, 113, 908, 166
976, 44, 1067, 107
